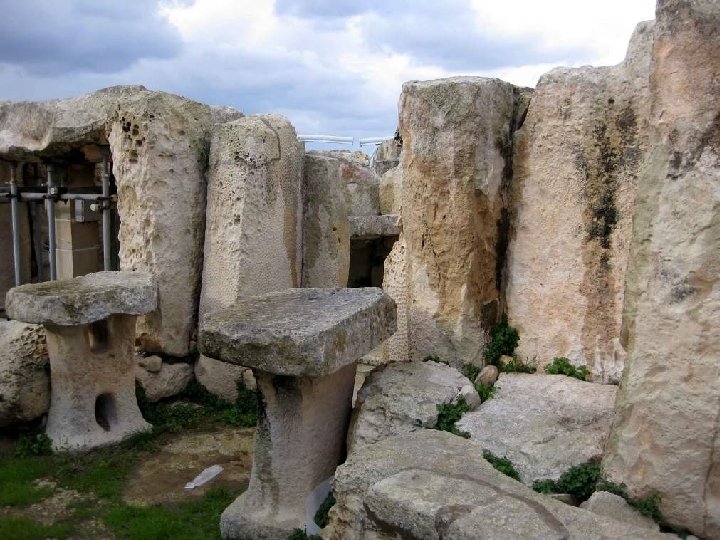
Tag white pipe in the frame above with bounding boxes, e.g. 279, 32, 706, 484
297, 135, 354, 144
359, 136, 394, 146
46, 165, 57, 281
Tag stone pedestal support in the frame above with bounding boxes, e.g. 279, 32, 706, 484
5, 271, 157, 451
199, 288, 396, 540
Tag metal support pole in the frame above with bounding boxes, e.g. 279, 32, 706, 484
46, 165, 57, 281
9, 163, 21, 286
101, 158, 111, 271
32, 201, 44, 282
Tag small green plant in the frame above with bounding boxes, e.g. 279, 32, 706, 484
423, 354, 449, 366
483, 450, 521, 481
596, 481, 663, 523
462, 363, 481, 382
532, 479, 557, 494
554, 460, 601, 502
483, 315, 519, 367
500, 355, 537, 374
435, 395, 471, 438
544, 357, 589, 381
475, 381, 496, 403
314, 491, 335, 528
15, 433, 53, 457
288, 529, 321, 540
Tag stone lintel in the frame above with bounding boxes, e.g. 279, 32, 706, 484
6, 271, 157, 326
199, 288, 397, 377
349, 214, 400, 239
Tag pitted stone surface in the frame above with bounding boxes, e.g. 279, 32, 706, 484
6, 271, 156, 326
349, 214, 400, 239
200, 288, 396, 377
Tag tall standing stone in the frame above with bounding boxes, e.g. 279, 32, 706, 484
505, 21, 653, 381
603, 1, 720, 537
393, 77, 529, 366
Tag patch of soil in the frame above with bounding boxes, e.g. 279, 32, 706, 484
122, 426, 255, 506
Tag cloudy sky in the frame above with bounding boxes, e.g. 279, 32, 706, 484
0, 0, 655, 145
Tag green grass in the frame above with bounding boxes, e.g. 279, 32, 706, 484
104, 487, 234, 540
483, 450, 521, 481
499, 355, 537, 374
435, 396, 471, 438
544, 357, 589, 381
483, 315, 519, 367
475, 382, 497, 403
0, 515, 72, 540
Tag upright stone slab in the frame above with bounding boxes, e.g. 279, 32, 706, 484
302, 154, 351, 287
506, 22, 653, 381
603, 1, 720, 537
199, 115, 303, 316
199, 288, 396, 540
397, 77, 529, 366
6, 271, 157, 451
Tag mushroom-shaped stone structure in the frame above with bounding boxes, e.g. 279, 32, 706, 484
5, 271, 157, 451
199, 288, 396, 540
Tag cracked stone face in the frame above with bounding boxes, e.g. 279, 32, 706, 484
199, 287, 397, 377
5, 271, 156, 325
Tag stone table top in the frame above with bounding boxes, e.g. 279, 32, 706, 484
5, 271, 157, 326
199, 288, 396, 377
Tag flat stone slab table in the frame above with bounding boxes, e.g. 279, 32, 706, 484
199, 287, 396, 540
5, 271, 157, 451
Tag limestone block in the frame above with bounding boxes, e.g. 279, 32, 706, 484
199, 115, 303, 319
457, 374, 616, 484
580, 491, 659, 532
326, 430, 670, 540
137, 354, 162, 373
398, 77, 529, 367
345, 181, 380, 216
506, 21, 654, 380
381, 238, 409, 363
5, 271, 157, 325
379, 165, 402, 214
348, 214, 399, 240
135, 361, 192, 402
373, 139, 402, 176
347, 360, 479, 452
194, 355, 248, 402
199, 288, 397, 377
603, 2, 720, 537
475, 365, 499, 386
302, 154, 350, 287
0, 319, 49, 426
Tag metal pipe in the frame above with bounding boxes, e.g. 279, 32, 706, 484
358, 136, 394, 145
297, 135, 354, 144
46, 165, 57, 281
101, 158, 111, 270
9, 163, 21, 286
32, 201, 44, 282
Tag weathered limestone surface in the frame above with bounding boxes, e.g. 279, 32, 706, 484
379, 165, 402, 214
394, 77, 530, 367
6, 271, 157, 450
348, 214, 399, 239
380, 238, 409, 363
0, 319, 49, 426
199, 287, 396, 540
200, 288, 396, 377
374, 139, 402, 176
326, 430, 671, 540
580, 491, 659, 532
302, 153, 351, 287
5, 271, 156, 325
199, 115, 303, 317
505, 22, 654, 381
135, 361, 193, 402
0, 86, 243, 356
194, 355, 254, 402
603, 1, 720, 537
457, 374, 616, 483
347, 360, 479, 452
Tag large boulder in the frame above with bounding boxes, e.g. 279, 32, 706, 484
457, 374, 616, 483
0, 86, 244, 357
0, 319, 49, 426
391, 77, 530, 367
135, 361, 193, 402
325, 430, 671, 539
603, 1, 720, 537
505, 21, 654, 381
347, 360, 479, 452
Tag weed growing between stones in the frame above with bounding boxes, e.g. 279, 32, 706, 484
483, 315, 520, 366
435, 395, 471, 438
475, 382, 497, 403
314, 491, 335, 528
499, 355, 537, 373
14, 433, 53, 457
544, 357, 589, 381
462, 363, 481, 381
482, 450, 521, 481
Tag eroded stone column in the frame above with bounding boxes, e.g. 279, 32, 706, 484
5, 271, 157, 451
199, 288, 396, 539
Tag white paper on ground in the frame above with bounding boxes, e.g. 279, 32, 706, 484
184, 464, 223, 490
